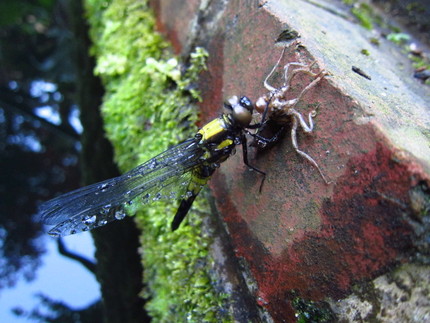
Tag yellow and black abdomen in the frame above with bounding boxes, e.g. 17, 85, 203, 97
171, 116, 238, 230
170, 164, 214, 231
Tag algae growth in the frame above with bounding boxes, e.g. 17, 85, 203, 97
84, 0, 231, 321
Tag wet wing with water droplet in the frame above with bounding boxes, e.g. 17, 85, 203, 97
38, 138, 205, 236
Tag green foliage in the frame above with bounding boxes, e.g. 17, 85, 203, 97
0, 0, 55, 27
342, 0, 354, 5
350, 3, 375, 30
343, 1, 386, 31
84, 0, 231, 321
386, 32, 411, 45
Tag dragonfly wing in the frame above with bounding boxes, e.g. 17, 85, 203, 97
38, 138, 205, 236
47, 204, 128, 236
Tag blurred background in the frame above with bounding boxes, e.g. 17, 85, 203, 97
0, 0, 105, 321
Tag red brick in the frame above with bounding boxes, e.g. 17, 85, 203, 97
151, 0, 430, 321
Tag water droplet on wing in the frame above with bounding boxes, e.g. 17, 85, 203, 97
115, 210, 126, 220
83, 215, 97, 225
100, 204, 112, 215
152, 192, 162, 201
98, 219, 107, 226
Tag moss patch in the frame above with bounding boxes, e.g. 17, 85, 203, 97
292, 296, 335, 323
84, 0, 231, 321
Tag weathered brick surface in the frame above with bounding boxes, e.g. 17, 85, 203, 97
151, 0, 430, 321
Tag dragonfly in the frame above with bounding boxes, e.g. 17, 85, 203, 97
38, 96, 268, 237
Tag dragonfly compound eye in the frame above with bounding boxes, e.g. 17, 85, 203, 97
239, 96, 253, 111
225, 95, 253, 127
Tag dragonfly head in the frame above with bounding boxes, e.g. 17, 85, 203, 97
224, 95, 254, 127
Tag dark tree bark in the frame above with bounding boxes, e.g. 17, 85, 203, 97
57, 238, 97, 274
68, 1, 150, 322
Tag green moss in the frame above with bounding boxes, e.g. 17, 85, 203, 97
410, 55, 429, 70
344, 1, 384, 31
342, 0, 354, 6
386, 32, 411, 45
292, 296, 335, 323
360, 48, 370, 56
84, 0, 231, 321
351, 4, 374, 30
369, 37, 380, 46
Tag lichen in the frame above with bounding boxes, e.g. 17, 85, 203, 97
329, 264, 430, 321
84, 0, 231, 321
